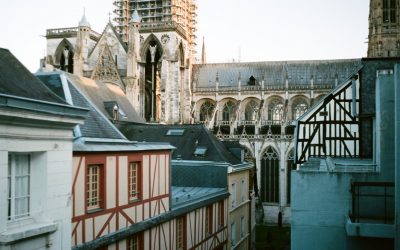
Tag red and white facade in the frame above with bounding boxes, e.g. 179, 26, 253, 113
71, 148, 228, 249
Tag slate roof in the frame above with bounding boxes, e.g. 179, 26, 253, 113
171, 186, 226, 209
0, 48, 67, 104
37, 72, 126, 140
117, 123, 242, 164
65, 74, 144, 123
192, 59, 362, 88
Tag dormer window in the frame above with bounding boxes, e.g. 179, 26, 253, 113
104, 101, 127, 121
248, 76, 256, 85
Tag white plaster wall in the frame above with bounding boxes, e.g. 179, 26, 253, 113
0, 123, 74, 250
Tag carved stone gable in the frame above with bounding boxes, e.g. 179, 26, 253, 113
91, 44, 123, 87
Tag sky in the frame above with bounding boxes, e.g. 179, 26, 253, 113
0, 0, 369, 72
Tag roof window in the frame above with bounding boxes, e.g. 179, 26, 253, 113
166, 128, 185, 136
194, 146, 207, 156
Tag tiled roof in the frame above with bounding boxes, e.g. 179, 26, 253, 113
0, 48, 66, 104
192, 59, 362, 88
117, 123, 242, 164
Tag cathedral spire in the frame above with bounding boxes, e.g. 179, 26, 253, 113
79, 9, 90, 28
130, 9, 141, 24
201, 36, 206, 64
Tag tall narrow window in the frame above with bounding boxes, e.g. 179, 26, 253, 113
240, 216, 245, 238
383, 0, 397, 23
240, 179, 245, 202
231, 221, 236, 247
261, 147, 280, 203
129, 162, 140, 201
222, 100, 237, 121
205, 205, 213, 234
199, 100, 215, 122
176, 216, 186, 250
287, 149, 296, 205
218, 201, 224, 228
8, 153, 31, 220
231, 182, 237, 208
245, 100, 259, 121
127, 235, 138, 250
268, 100, 284, 123
87, 164, 103, 210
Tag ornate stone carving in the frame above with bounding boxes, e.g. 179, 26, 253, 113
161, 34, 170, 44
91, 44, 121, 84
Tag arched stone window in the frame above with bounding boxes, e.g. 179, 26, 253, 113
222, 100, 236, 121
268, 100, 284, 122
245, 100, 259, 121
261, 146, 279, 203
286, 149, 295, 205
199, 100, 215, 122
293, 102, 308, 120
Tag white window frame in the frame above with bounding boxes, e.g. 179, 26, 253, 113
129, 162, 139, 201
240, 216, 245, 238
231, 182, 237, 208
7, 153, 31, 221
87, 164, 102, 210
231, 221, 236, 247
240, 179, 245, 202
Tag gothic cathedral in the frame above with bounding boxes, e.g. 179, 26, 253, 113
42, 1, 197, 124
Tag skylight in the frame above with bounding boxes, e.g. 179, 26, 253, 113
166, 128, 185, 136
194, 146, 207, 156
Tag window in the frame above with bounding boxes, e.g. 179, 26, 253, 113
268, 100, 284, 122
240, 216, 245, 238
166, 128, 185, 136
8, 153, 31, 221
245, 100, 259, 121
194, 146, 207, 156
383, 0, 396, 23
293, 103, 308, 120
205, 205, 213, 234
127, 235, 138, 250
218, 201, 224, 228
231, 221, 236, 247
222, 100, 237, 121
287, 149, 296, 205
86, 164, 103, 210
231, 182, 237, 208
261, 147, 280, 203
129, 162, 140, 201
199, 100, 215, 122
240, 179, 245, 202
176, 216, 186, 250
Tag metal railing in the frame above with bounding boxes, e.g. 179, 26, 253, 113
349, 182, 394, 224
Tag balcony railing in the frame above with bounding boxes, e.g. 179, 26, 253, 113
349, 182, 394, 224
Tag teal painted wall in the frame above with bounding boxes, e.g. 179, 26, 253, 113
291, 67, 399, 250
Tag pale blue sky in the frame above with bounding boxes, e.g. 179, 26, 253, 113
0, 0, 369, 72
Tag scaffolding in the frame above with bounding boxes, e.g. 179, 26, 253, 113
113, 0, 197, 55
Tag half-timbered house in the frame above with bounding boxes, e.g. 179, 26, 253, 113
291, 59, 400, 249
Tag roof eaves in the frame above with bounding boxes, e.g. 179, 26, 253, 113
0, 93, 88, 119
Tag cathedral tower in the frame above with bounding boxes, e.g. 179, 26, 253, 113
367, 0, 400, 57
114, 0, 198, 124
